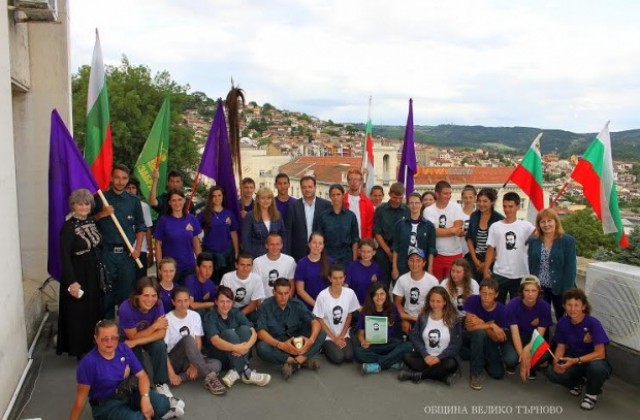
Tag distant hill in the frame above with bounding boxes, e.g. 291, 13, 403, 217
355, 124, 640, 160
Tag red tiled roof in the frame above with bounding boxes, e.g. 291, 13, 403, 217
414, 166, 514, 186
279, 157, 363, 181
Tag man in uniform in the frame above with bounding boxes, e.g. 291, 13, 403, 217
94, 164, 146, 318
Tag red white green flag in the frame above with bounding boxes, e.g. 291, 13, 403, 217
363, 117, 375, 190
85, 29, 113, 190
505, 133, 544, 223
529, 329, 550, 367
571, 122, 628, 247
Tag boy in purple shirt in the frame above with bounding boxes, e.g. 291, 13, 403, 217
464, 278, 508, 390
184, 252, 217, 315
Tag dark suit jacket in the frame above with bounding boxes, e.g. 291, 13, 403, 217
285, 196, 331, 261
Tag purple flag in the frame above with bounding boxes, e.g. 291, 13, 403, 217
198, 99, 241, 223
397, 98, 417, 195
48, 110, 99, 280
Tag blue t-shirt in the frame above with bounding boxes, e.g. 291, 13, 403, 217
346, 260, 383, 304
77, 343, 143, 402
506, 297, 552, 339
118, 300, 165, 335
554, 314, 609, 356
294, 256, 332, 309
198, 208, 239, 253
159, 284, 174, 314
154, 214, 202, 270
463, 294, 507, 328
275, 196, 297, 223
184, 274, 217, 303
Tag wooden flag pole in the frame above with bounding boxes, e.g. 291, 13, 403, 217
97, 189, 143, 269
185, 172, 201, 212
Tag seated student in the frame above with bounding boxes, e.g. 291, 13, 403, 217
392, 248, 439, 334
355, 282, 413, 374
295, 232, 333, 310
118, 276, 185, 417
463, 278, 508, 391
441, 258, 480, 318
220, 253, 265, 322
252, 232, 297, 298
70, 320, 171, 420
313, 264, 361, 365
184, 252, 217, 314
203, 286, 271, 389
398, 286, 462, 385
165, 287, 226, 396
257, 278, 326, 380
543, 288, 612, 411
158, 257, 178, 314
503, 275, 552, 378
346, 239, 383, 305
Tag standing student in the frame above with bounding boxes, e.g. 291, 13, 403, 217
220, 253, 265, 322
398, 286, 462, 385
238, 177, 255, 220
369, 185, 384, 209
252, 232, 296, 298
126, 177, 154, 280
317, 184, 359, 265
483, 192, 535, 304
392, 248, 439, 334
346, 239, 383, 305
274, 173, 297, 223
343, 168, 375, 239
295, 232, 333, 310
150, 169, 185, 218
466, 188, 504, 283
423, 180, 465, 281
313, 264, 361, 364
460, 185, 477, 258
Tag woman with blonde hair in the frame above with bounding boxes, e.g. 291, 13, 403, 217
528, 208, 577, 319
241, 187, 285, 258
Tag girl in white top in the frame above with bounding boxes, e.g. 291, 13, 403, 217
313, 264, 361, 364
460, 185, 477, 256
440, 258, 480, 317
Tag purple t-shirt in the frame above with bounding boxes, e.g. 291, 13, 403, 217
184, 274, 217, 303
275, 196, 297, 222
506, 297, 552, 339
198, 208, 239, 253
554, 314, 609, 356
463, 294, 507, 328
357, 307, 402, 339
77, 343, 143, 402
294, 256, 332, 309
346, 260, 383, 304
159, 284, 174, 314
118, 300, 165, 334
154, 214, 202, 270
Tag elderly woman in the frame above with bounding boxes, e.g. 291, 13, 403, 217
57, 188, 103, 359
528, 208, 577, 319
241, 187, 286, 259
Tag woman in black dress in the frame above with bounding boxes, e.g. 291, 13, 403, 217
57, 188, 103, 358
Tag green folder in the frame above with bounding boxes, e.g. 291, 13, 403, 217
365, 316, 388, 344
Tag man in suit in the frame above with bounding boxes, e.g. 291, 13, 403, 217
285, 175, 331, 261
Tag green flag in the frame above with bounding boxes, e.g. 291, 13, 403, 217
133, 96, 170, 216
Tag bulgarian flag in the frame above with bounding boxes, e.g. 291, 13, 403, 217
571, 122, 628, 247
85, 29, 113, 191
529, 329, 550, 367
362, 114, 375, 190
505, 133, 544, 223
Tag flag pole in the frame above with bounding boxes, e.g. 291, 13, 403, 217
362, 96, 372, 185
186, 173, 200, 212
96, 189, 143, 269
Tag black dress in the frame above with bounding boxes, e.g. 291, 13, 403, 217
56, 216, 102, 357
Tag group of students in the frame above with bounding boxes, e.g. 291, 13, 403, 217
62, 167, 613, 419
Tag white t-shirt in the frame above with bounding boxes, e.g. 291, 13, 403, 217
221, 271, 266, 308
486, 219, 535, 279
460, 208, 472, 256
252, 253, 297, 297
422, 316, 450, 357
440, 278, 480, 316
392, 271, 439, 316
164, 310, 204, 353
313, 287, 360, 340
348, 194, 362, 234
133, 201, 153, 253
423, 202, 464, 256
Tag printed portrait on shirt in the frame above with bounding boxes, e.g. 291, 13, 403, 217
235, 287, 247, 303
332, 305, 344, 325
438, 214, 447, 228
409, 287, 420, 305
505, 231, 517, 250
428, 329, 441, 348
268, 269, 279, 287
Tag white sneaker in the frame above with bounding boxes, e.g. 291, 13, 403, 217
222, 369, 240, 388
162, 405, 185, 419
155, 384, 184, 412
155, 383, 174, 399
241, 370, 271, 386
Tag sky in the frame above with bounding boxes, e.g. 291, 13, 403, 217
69, 0, 640, 133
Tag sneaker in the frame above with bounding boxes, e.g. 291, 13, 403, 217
155, 383, 174, 400
155, 384, 184, 411
528, 370, 537, 380
162, 406, 185, 419
282, 362, 300, 380
242, 370, 272, 386
505, 366, 516, 375
443, 373, 457, 386
581, 394, 598, 410
204, 372, 227, 396
361, 363, 381, 375
570, 384, 584, 397
398, 370, 422, 383
221, 369, 240, 388
302, 358, 321, 370
470, 374, 482, 390
390, 362, 404, 371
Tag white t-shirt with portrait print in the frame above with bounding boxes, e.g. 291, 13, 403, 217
164, 309, 204, 353
422, 315, 450, 356
440, 278, 480, 316
486, 219, 535, 279
252, 253, 297, 298
221, 271, 265, 308
312, 286, 360, 340
392, 272, 439, 317
423, 202, 464, 256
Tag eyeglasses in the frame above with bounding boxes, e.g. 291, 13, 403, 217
99, 336, 119, 343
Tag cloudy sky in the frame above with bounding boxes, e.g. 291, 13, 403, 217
69, 0, 640, 132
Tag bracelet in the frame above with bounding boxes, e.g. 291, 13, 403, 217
577, 357, 582, 365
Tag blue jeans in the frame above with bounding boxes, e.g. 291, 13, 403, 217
546, 359, 612, 395
91, 389, 170, 420
257, 330, 326, 365
131, 340, 169, 385
353, 338, 412, 369
205, 325, 253, 373
469, 329, 505, 378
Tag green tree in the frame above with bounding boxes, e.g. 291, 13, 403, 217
593, 225, 640, 266
562, 209, 617, 258
72, 56, 199, 176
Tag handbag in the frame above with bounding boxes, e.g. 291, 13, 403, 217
113, 375, 138, 400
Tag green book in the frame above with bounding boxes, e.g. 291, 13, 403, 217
365, 316, 388, 344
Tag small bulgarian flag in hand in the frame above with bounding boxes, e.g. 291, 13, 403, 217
529, 329, 551, 366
